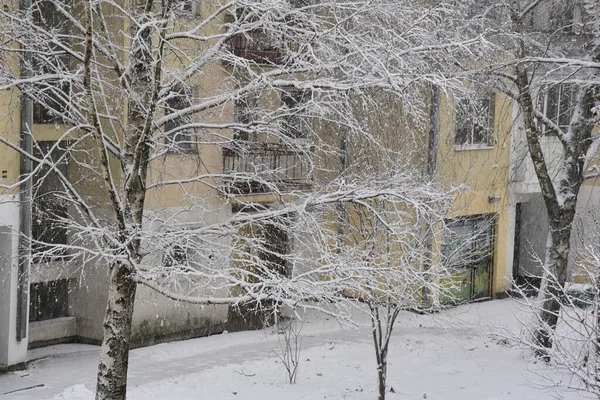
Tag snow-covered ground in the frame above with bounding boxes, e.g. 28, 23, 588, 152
0, 299, 593, 399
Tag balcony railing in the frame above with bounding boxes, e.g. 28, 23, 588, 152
223, 142, 313, 194
229, 30, 284, 64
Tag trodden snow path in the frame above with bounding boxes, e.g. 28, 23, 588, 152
0, 299, 594, 400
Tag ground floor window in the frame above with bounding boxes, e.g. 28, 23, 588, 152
29, 279, 69, 322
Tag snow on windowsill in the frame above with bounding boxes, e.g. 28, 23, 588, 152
454, 144, 495, 152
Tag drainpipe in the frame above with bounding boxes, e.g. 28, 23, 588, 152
426, 85, 440, 180
336, 125, 347, 252
16, 0, 32, 342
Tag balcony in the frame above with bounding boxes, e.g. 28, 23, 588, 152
224, 10, 287, 65
228, 29, 284, 64
223, 142, 313, 195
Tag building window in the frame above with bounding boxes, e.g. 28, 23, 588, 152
29, 279, 69, 322
32, 68, 71, 124
442, 216, 493, 268
233, 95, 259, 142
164, 84, 196, 154
280, 90, 310, 140
455, 95, 495, 147
176, 0, 196, 14
226, 7, 284, 65
32, 0, 71, 124
536, 84, 574, 136
259, 221, 290, 278
32, 141, 69, 259
289, 0, 310, 7
163, 244, 188, 268
441, 215, 494, 302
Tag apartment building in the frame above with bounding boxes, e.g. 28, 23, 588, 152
0, 0, 336, 369
0, 0, 549, 370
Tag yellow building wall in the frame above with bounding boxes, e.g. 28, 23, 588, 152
435, 91, 512, 295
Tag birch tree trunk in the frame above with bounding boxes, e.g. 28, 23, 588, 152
94, 1, 157, 397
95, 264, 138, 400
510, 0, 597, 357
533, 225, 572, 358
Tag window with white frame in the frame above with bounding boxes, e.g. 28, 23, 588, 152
454, 94, 495, 147
536, 84, 574, 136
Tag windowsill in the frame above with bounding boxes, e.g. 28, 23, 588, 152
454, 144, 495, 152
32, 122, 69, 127
165, 149, 199, 156
29, 316, 76, 344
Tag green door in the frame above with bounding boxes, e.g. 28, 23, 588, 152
441, 216, 493, 304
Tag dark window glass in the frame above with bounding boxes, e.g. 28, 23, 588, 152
163, 244, 188, 268
281, 91, 309, 140
32, 0, 71, 124
455, 95, 494, 146
165, 84, 196, 153
233, 95, 258, 142
29, 279, 69, 322
32, 141, 69, 259
259, 222, 289, 278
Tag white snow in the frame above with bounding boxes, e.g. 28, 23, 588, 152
0, 299, 594, 400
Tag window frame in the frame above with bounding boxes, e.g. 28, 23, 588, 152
31, 141, 70, 261
233, 95, 259, 142
164, 84, 197, 154
454, 94, 495, 149
441, 215, 494, 270
32, 0, 72, 125
280, 90, 311, 142
536, 84, 575, 136
29, 279, 70, 322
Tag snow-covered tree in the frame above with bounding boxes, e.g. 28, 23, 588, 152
336, 192, 454, 400
0, 1, 489, 399
509, 227, 600, 396
483, 0, 600, 359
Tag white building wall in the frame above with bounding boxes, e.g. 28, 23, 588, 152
0, 195, 27, 367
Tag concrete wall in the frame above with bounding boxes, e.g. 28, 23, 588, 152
571, 184, 600, 282
0, 196, 27, 367
516, 194, 548, 278
508, 181, 600, 284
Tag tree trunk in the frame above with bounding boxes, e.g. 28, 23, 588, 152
95, 263, 137, 400
595, 269, 600, 378
377, 350, 388, 400
533, 224, 571, 360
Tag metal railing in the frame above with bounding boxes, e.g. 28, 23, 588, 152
223, 142, 313, 194
229, 29, 283, 64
